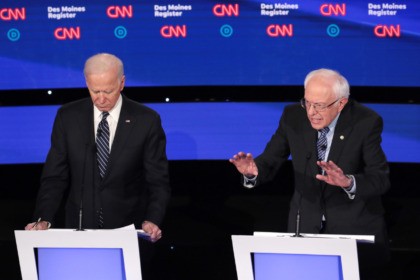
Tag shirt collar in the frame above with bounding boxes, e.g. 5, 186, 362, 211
327, 112, 340, 133
93, 94, 123, 121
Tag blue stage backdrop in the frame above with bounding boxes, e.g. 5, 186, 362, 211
1, 0, 419, 90
0, 102, 419, 164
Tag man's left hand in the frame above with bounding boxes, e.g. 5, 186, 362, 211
316, 160, 352, 188
141, 221, 162, 242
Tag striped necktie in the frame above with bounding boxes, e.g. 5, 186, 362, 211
96, 112, 110, 179
317, 126, 330, 162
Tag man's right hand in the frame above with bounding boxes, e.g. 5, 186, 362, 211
25, 221, 50, 230
229, 152, 258, 177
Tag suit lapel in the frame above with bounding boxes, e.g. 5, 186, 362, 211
302, 121, 319, 178
328, 101, 353, 164
77, 100, 95, 146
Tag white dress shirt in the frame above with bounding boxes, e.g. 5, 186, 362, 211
93, 95, 122, 152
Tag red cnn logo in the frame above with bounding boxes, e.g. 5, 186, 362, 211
267, 24, 293, 37
0, 7, 26, 20
374, 25, 401, 38
213, 4, 239, 17
161, 25, 187, 38
320, 4, 346, 16
54, 27, 81, 40
107, 5, 133, 18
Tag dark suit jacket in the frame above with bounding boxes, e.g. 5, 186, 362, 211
34, 96, 170, 229
254, 100, 390, 243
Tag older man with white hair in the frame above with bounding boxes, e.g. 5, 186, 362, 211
230, 68, 390, 279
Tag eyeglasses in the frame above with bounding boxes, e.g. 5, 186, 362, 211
300, 98, 340, 112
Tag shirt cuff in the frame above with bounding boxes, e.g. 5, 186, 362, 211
243, 175, 257, 188
343, 175, 356, 199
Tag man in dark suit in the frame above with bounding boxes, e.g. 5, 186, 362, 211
25, 53, 170, 242
230, 68, 390, 279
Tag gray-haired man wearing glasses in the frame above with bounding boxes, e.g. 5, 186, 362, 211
230, 68, 390, 279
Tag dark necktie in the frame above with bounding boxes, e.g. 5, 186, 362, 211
317, 126, 330, 162
96, 112, 110, 179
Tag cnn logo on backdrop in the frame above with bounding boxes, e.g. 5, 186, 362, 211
320, 3, 346, 16
267, 24, 294, 37
54, 27, 81, 40
160, 25, 187, 38
0, 7, 26, 20
213, 4, 239, 17
107, 5, 133, 18
374, 25, 401, 37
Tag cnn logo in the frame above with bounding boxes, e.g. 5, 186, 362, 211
320, 4, 346, 16
213, 4, 239, 17
267, 24, 293, 37
0, 7, 25, 20
107, 5, 133, 18
161, 25, 187, 38
54, 27, 81, 40
374, 25, 401, 38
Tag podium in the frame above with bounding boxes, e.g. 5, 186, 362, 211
232, 232, 374, 280
15, 229, 142, 280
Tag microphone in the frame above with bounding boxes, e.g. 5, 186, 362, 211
292, 152, 311, 237
76, 143, 93, 231
292, 206, 303, 237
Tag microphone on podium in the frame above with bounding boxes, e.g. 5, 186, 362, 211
77, 143, 95, 231
292, 152, 311, 238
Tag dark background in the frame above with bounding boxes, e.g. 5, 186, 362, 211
1, 161, 419, 279
1, 86, 419, 279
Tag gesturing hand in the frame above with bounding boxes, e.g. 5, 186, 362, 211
316, 160, 352, 188
229, 152, 258, 177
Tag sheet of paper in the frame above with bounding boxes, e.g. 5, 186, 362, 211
253, 232, 375, 243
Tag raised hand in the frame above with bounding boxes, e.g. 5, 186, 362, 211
316, 160, 352, 188
229, 152, 258, 177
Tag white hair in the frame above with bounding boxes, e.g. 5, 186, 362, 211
304, 68, 350, 99
84, 53, 124, 79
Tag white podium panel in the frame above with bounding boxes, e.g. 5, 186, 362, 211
232, 234, 361, 280
15, 229, 142, 280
